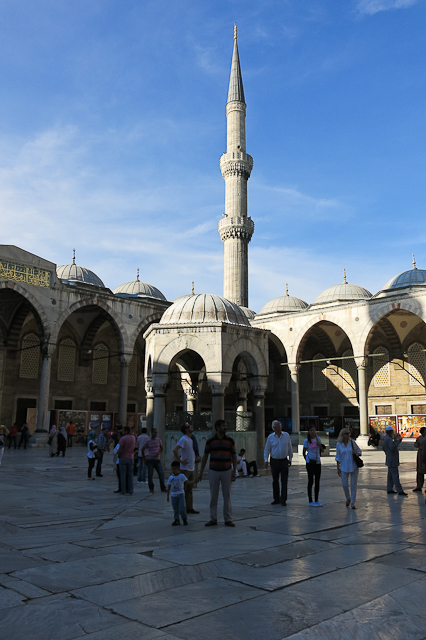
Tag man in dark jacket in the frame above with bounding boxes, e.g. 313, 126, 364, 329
383, 426, 407, 496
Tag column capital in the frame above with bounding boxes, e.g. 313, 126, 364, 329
355, 356, 368, 368
152, 373, 168, 394
249, 376, 268, 396
208, 381, 227, 395
119, 352, 133, 366
288, 363, 301, 375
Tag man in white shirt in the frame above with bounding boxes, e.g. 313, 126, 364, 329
264, 420, 293, 506
173, 422, 199, 514
137, 427, 149, 484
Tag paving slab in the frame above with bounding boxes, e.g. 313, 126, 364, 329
0, 585, 26, 610
81, 621, 182, 640
230, 539, 336, 567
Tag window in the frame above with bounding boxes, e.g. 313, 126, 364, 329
127, 403, 136, 413
20, 333, 39, 379
313, 406, 328, 417
313, 354, 327, 391
373, 347, 390, 387
128, 354, 137, 387
90, 401, 106, 411
57, 338, 76, 382
375, 405, 392, 415
92, 343, 109, 384
54, 399, 73, 410
408, 343, 426, 387
411, 404, 426, 414
343, 405, 359, 417
341, 350, 356, 390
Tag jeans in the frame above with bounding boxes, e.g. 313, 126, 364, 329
387, 466, 403, 493
182, 469, 195, 510
137, 456, 147, 482
147, 459, 166, 491
8, 436, 17, 449
171, 493, 187, 522
119, 458, 134, 495
209, 468, 233, 523
18, 436, 28, 449
306, 461, 321, 503
270, 457, 289, 503
96, 451, 104, 476
341, 468, 359, 504
247, 460, 258, 476
67, 435, 73, 447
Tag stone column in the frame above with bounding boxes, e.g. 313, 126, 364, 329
152, 374, 168, 446
252, 390, 265, 465
36, 347, 54, 432
145, 385, 154, 432
186, 392, 197, 413
118, 356, 130, 427
289, 365, 300, 435
210, 383, 226, 430
236, 388, 248, 412
357, 360, 369, 445
0, 347, 6, 423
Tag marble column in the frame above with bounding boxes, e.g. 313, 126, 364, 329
118, 359, 129, 427
145, 386, 154, 432
153, 385, 167, 445
186, 393, 197, 413
211, 384, 226, 430
36, 350, 53, 432
253, 390, 265, 464
357, 363, 369, 438
289, 365, 300, 435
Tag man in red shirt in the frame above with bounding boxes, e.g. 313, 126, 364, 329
67, 422, 75, 448
117, 427, 136, 496
142, 428, 166, 493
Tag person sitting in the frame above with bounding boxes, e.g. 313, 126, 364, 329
236, 449, 248, 477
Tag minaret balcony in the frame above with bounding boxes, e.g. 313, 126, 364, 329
218, 215, 254, 242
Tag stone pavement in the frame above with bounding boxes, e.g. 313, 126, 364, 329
0, 446, 426, 640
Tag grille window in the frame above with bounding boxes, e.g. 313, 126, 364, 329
341, 350, 356, 390
20, 333, 39, 379
313, 354, 327, 391
408, 343, 426, 386
92, 343, 109, 384
375, 405, 392, 415
57, 338, 76, 382
373, 347, 390, 387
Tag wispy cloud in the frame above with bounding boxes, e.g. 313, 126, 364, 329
357, 0, 419, 15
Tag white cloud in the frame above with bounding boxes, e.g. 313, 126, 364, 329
357, 0, 419, 15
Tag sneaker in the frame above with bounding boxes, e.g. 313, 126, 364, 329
398, 492, 408, 496
225, 521, 235, 527
387, 490, 397, 494
350, 503, 356, 509
205, 521, 217, 526
309, 501, 316, 507
183, 520, 188, 525
413, 488, 422, 492
172, 520, 180, 526
346, 499, 350, 506
137, 480, 142, 484
87, 477, 95, 481
315, 502, 323, 507
142, 480, 147, 484
249, 474, 253, 478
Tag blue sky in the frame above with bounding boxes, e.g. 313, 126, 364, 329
0, 0, 425, 311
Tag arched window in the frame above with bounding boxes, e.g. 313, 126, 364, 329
92, 343, 109, 384
313, 353, 327, 391
373, 347, 390, 387
341, 350, 357, 390
128, 353, 138, 387
57, 338, 76, 382
408, 343, 426, 386
20, 333, 40, 379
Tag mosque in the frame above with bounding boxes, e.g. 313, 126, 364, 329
1, 27, 426, 459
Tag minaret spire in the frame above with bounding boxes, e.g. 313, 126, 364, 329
219, 26, 254, 307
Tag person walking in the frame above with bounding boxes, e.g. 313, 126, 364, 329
137, 427, 149, 484
67, 422, 75, 447
56, 425, 67, 456
87, 430, 97, 480
18, 423, 30, 450
197, 419, 237, 527
303, 426, 324, 507
264, 420, 293, 506
173, 422, 199, 514
167, 461, 188, 525
413, 427, 426, 492
48, 424, 57, 457
95, 426, 110, 477
383, 425, 407, 496
0, 425, 7, 465
142, 428, 166, 493
117, 426, 136, 496
335, 427, 362, 509
8, 424, 17, 449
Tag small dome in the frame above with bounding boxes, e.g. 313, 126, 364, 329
57, 251, 104, 288
382, 256, 426, 292
259, 286, 308, 314
314, 270, 372, 305
160, 294, 250, 326
113, 269, 166, 301
240, 306, 256, 320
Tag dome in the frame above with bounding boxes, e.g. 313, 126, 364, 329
113, 269, 166, 301
240, 306, 256, 320
382, 257, 426, 292
314, 271, 372, 305
57, 251, 104, 288
259, 286, 308, 314
160, 294, 250, 326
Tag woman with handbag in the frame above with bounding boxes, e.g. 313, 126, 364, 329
335, 427, 362, 510
303, 426, 324, 507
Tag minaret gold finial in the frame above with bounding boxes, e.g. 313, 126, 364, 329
136, 268, 140, 282
72, 249, 76, 265
191, 281, 194, 295
412, 253, 417, 270
285, 283, 289, 296
343, 268, 347, 284
234, 22, 237, 40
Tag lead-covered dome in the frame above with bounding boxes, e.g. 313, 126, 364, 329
314, 271, 372, 305
240, 306, 256, 320
113, 269, 166, 301
259, 286, 308, 314
382, 257, 426, 292
57, 251, 105, 288
160, 294, 250, 326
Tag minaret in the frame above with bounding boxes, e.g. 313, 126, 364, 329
218, 24, 254, 308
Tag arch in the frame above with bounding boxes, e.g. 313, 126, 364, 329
129, 312, 165, 351
152, 334, 219, 376
292, 317, 356, 364
222, 337, 268, 379
52, 299, 127, 350
0, 282, 51, 345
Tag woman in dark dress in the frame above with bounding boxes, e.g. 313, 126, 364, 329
56, 426, 67, 457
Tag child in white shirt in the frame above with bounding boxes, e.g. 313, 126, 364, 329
167, 460, 188, 525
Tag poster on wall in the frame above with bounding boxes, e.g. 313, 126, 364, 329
397, 415, 426, 439
89, 414, 100, 432
57, 411, 87, 444
369, 416, 397, 434
101, 413, 113, 430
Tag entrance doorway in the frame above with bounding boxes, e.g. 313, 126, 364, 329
16, 398, 37, 427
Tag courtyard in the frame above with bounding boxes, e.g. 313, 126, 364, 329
0, 446, 425, 640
